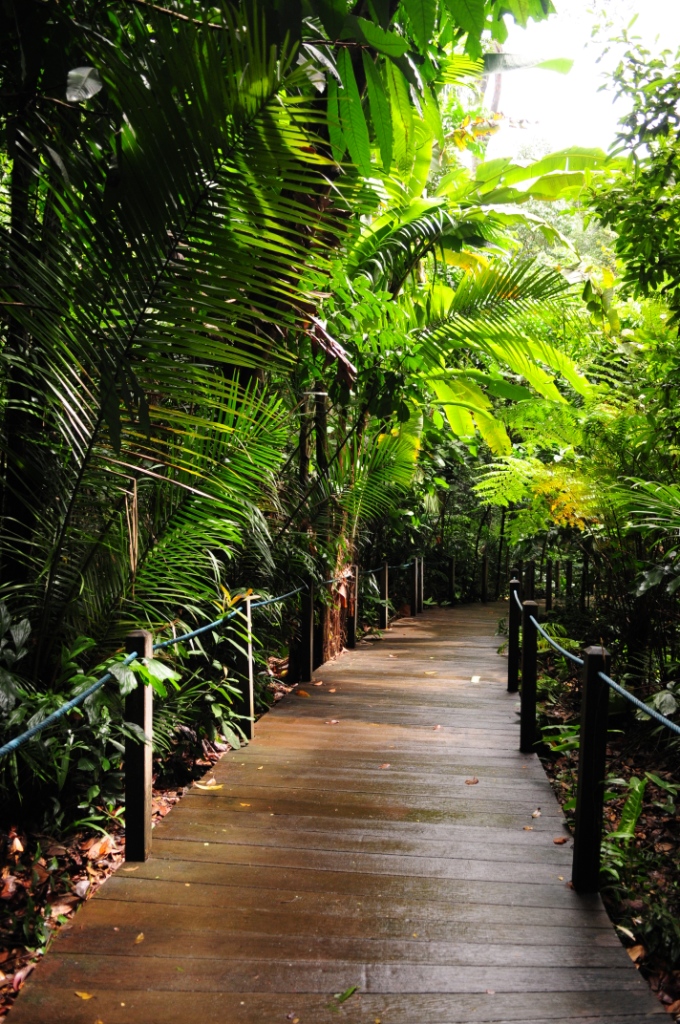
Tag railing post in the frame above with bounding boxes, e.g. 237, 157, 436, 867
481, 553, 488, 604
125, 630, 153, 863
346, 565, 358, 649
545, 558, 553, 613
448, 556, 456, 606
526, 560, 535, 600
379, 560, 389, 630
572, 646, 611, 893
235, 597, 255, 741
555, 559, 560, 599
566, 559, 573, 598
508, 579, 520, 693
299, 579, 314, 683
410, 558, 419, 616
520, 601, 538, 753
418, 558, 424, 613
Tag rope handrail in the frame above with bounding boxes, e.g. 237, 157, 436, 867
529, 614, 584, 668
0, 652, 139, 760
0, 558, 418, 760
0, 582, 310, 760
513, 589, 523, 612
361, 561, 413, 576
599, 671, 680, 737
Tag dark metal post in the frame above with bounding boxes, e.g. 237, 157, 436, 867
508, 578, 521, 694
299, 579, 315, 683
481, 553, 488, 604
346, 565, 358, 649
234, 597, 255, 741
555, 559, 560, 599
526, 560, 535, 601
520, 601, 538, 753
517, 559, 524, 598
418, 558, 424, 613
379, 560, 389, 630
448, 556, 456, 605
125, 630, 153, 863
572, 646, 611, 893
410, 559, 419, 616
580, 555, 588, 613
566, 559, 573, 598
545, 559, 553, 613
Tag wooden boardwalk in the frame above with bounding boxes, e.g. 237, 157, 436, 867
12, 605, 661, 1023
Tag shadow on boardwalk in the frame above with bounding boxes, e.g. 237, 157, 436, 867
10, 605, 661, 1023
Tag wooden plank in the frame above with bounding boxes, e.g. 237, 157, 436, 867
9, 604, 662, 1024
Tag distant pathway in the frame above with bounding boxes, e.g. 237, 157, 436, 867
11, 605, 661, 1023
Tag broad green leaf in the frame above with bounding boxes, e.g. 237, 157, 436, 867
402, 0, 436, 48
474, 409, 512, 455
315, 0, 348, 37
407, 122, 434, 199
110, 662, 137, 696
386, 62, 414, 175
362, 53, 392, 171
536, 58, 574, 74
337, 49, 372, 176
443, 0, 485, 51
526, 171, 586, 199
343, 16, 409, 57
527, 340, 592, 397
326, 77, 347, 163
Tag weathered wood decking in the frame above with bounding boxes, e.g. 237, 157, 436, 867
11, 604, 661, 1023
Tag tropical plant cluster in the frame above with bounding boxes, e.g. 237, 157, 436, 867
2, 8, 680, 985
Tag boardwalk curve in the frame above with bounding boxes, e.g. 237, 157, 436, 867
10, 605, 661, 1023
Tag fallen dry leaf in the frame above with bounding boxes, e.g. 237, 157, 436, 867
424, 671, 436, 676
73, 879, 90, 898
523, 826, 534, 831
239, 802, 251, 807
465, 777, 479, 786
433, 725, 441, 731
471, 675, 480, 683
0, 875, 17, 900
326, 719, 340, 725
49, 901, 76, 918
379, 763, 390, 770
553, 837, 568, 845
531, 809, 542, 818
9, 836, 24, 855
12, 964, 34, 991
297, 689, 310, 698
134, 932, 144, 944
313, 681, 323, 686
86, 835, 116, 860
328, 688, 336, 693
195, 782, 223, 791
627, 944, 646, 963
75, 991, 94, 1000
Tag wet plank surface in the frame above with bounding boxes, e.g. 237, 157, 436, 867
11, 604, 661, 1023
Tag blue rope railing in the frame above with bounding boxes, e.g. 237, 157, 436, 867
0, 581, 320, 761
529, 614, 584, 667
514, 587, 679, 735
599, 672, 680, 737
